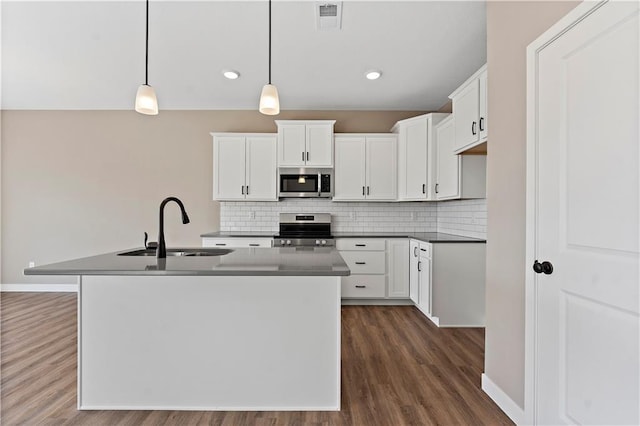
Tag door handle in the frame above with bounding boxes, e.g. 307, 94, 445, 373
479, 117, 485, 132
355, 261, 366, 265
533, 260, 553, 275
472, 121, 477, 135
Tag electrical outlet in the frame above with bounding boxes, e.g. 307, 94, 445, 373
349, 212, 355, 220
249, 211, 256, 220
28, 261, 35, 268
410, 212, 416, 220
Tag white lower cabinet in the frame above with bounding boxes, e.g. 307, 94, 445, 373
337, 238, 407, 299
201, 237, 273, 248
411, 242, 486, 327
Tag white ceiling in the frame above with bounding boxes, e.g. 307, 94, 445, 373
1, 1, 487, 111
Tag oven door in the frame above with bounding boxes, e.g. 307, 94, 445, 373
279, 173, 320, 197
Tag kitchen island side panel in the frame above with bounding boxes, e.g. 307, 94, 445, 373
78, 275, 341, 411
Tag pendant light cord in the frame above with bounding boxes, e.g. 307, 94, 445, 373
145, 0, 149, 86
268, 0, 271, 85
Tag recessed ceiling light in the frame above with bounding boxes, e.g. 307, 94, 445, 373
223, 70, 240, 80
365, 70, 382, 80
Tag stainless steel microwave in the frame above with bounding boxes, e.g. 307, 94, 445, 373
278, 168, 333, 198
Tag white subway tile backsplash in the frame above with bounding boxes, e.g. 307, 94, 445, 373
219, 198, 487, 239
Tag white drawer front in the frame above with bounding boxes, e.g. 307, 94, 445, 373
336, 238, 386, 251
339, 251, 386, 274
202, 238, 272, 248
341, 275, 386, 298
418, 242, 431, 258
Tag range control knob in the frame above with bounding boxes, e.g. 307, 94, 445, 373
315, 240, 321, 246
280, 240, 285, 246
321, 240, 327, 246
286, 240, 292, 246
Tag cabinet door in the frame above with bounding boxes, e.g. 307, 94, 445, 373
334, 136, 366, 200
365, 136, 397, 200
478, 70, 488, 141
278, 124, 306, 166
453, 79, 480, 152
435, 117, 461, 200
246, 136, 277, 201
418, 252, 431, 316
387, 239, 409, 298
305, 124, 333, 167
409, 240, 420, 304
404, 119, 428, 199
213, 136, 246, 200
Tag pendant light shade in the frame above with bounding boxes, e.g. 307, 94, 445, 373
259, 84, 280, 115
135, 84, 158, 115
135, 0, 158, 115
259, 0, 280, 115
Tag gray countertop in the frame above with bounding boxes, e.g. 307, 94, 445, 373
23, 247, 350, 277
201, 231, 485, 243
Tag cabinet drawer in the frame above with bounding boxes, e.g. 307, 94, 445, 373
418, 242, 431, 258
336, 239, 386, 251
341, 275, 386, 298
202, 238, 272, 248
339, 251, 386, 274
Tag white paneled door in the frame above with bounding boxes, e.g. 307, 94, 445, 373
527, 1, 639, 425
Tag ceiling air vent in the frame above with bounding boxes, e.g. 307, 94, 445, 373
316, 2, 342, 31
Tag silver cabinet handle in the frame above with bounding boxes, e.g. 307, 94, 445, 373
355, 285, 366, 289
355, 261, 366, 265
413, 246, 418, 257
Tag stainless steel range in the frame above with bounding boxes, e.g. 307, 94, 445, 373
273, 213, 334, 247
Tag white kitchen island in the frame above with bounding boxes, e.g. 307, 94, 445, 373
25, 247, 349, 411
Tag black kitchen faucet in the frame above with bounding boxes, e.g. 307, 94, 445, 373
157, 197, 190, 259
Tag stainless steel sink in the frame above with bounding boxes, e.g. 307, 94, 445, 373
118, 248, 233, 257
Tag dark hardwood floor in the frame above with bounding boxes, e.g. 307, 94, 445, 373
1, 292, 512, 425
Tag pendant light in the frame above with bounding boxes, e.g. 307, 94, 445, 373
135, 0, 159, 115
259, 0, 280, 115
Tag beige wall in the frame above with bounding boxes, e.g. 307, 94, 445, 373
485, 0, 579, 408
1, 110, 423, 284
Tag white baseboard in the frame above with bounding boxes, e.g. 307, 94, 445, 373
481, 373, 525, 425
1, 283, 78, 292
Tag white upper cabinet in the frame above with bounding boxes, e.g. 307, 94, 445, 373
434, 116, 487, 200
212, 133, 277, 201
334, 134, 397, 201
275, 120, 335, 167
392, 113, 449, 201
449, 64, 488, 154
